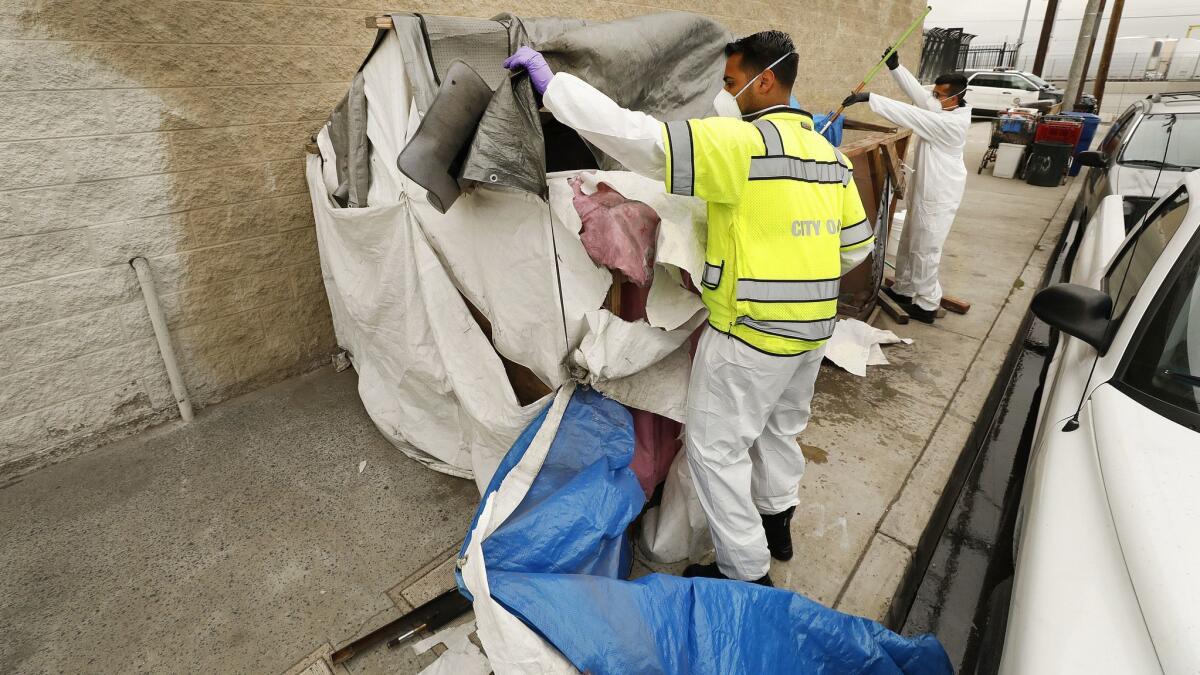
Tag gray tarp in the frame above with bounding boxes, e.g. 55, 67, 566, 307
322, 12, 732, 208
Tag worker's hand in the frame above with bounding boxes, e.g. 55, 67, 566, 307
503, 46, 554, 95
842, 91, 871, 108
882, 46, 900, 71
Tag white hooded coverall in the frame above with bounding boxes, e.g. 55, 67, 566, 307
542, 73, 870, 580
868, 65, 971, 312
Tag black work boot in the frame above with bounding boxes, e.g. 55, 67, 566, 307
761, 506, 796, 561
906, 304, 937, 324
883, 286, 913, 306
682, 562, 774, 587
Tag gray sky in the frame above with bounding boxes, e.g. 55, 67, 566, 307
926, 0, 1200, 57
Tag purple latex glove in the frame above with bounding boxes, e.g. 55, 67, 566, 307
503, 46, 554, 95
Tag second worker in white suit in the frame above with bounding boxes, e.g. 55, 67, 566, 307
842, 50, 971, 324
505, 31, 872, 585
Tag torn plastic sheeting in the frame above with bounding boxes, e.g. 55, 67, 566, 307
573, 309, 706, 385
570, 176, 659, 287
413, 620, 491, 675
308, 155, 549, 485
825, 318, 913, 377
457, 384, 954, 675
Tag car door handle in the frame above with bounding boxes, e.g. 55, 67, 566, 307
1001, 90, 1012, 94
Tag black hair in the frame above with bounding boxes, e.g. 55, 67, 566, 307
934, 72, 969, 105
724, 30, 797, 88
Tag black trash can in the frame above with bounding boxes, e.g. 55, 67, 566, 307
1024, 141, 1074, 187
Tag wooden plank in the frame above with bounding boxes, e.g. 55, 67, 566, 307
877, 290, 909, 324
843, 118, 899, 134
940, 296, 972, 314
366, 15, 393, 29
881, 140, 905, 199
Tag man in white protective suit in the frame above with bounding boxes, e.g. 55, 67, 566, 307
505, 31, 873, 586
841, 49, 971, 324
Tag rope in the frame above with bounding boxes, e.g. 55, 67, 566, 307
546, 200, 572, 365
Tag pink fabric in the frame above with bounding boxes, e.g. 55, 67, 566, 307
608, 280, 685, 496
569, 177, 659, 287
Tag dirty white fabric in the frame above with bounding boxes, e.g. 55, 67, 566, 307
824, 318, 913, 377
413, 620, 491, 675
868, 65, 971, 311
459, 385, 580, 675
638, 449, 713, 562
685, 328, 826, 580
309, 29, 708, 493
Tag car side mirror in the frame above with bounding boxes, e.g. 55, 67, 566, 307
1075, 150, 1107, 168
1031, 284, 1113, 352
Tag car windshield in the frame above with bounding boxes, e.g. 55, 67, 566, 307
1023, 72, 1050, 88
1120, 113, 1200, 170
1120, 207, 1200, 426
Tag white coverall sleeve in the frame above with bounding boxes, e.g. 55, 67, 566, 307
890, 65, 941, 112
541, 72, 666, 181
867, 92, 964, 147
841, 245, 871, 275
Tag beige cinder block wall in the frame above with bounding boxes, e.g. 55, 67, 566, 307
0, 0, 926, 477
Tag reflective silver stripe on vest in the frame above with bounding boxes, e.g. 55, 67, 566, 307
747, 156, 850, 185
702, 262, 722, 289
666, 120, 694, 196
736, 278, 840, 303
834, 150, 852, 186
737, 317, 836, 341
754, 120, 784, 155
840, 218, 874, 248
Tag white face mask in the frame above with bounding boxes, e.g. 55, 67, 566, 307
713, 51, 797, 118
932, 87, 966, 110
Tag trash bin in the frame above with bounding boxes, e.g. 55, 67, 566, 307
1025, 141, 1074, 187
1062, 112, 1102, 176
993, 142, 1026, 179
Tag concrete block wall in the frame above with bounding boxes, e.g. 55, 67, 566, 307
1, 0, 925, 477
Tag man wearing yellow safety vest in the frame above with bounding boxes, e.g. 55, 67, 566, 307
505, 31, 873, 586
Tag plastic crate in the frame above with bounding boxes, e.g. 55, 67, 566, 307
1035, 120, 1083, 147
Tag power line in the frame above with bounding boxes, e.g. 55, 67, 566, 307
948, 11, 1200, 23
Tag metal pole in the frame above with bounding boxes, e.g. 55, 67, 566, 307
1093, 0, 1125, 111
1077, 0, 1108, 103
1016, 0, 1033, 57
1063, 0, 1104, 111
1033, 0, 1060, 76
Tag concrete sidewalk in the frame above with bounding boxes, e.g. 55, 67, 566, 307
0, 120, 1076, 674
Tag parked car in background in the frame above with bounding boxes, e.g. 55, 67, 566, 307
1074, 92, 1200, 231
999, 171, 1200, 674
958, 68, 1062, 114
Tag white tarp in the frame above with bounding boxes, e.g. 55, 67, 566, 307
308, 29, 707, 509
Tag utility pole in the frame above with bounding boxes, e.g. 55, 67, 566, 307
1077, 0, 1108, 100
1033, 0, 1060, 76
1063, 0, 1104, 111
1093, 0, 1126, 111
1016, 0, 1034, 54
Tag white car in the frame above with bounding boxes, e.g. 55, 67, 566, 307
961, 69, 1062, 113
1000, 171, 1200, 673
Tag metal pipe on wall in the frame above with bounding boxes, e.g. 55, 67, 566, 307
130, 256, 194, 423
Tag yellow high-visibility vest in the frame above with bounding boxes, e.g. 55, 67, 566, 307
662, 108, 873, 356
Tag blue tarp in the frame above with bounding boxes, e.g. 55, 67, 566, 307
459, 386, 953, 675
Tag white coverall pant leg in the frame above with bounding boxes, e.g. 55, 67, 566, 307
892, 197, 959, 311
685, 327, 825, 580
